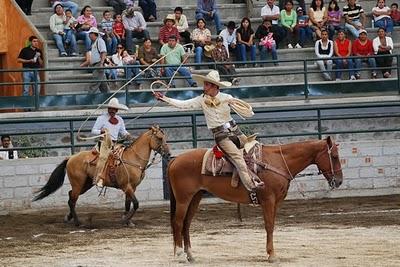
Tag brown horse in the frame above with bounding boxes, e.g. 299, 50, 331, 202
33, 125, 170, 226
168, 136, 343, 263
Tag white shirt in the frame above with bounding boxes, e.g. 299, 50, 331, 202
122, 12, 147, 31
90, 37, 107, 65
163, 92, 245, 129
219, 28, 237, 56
261, 4, 280, 25
0, 145, 18, 160
372, 36, 393, 54
372, 6, 391, 21
92, 113, 129, 141
175, 14, 189, 32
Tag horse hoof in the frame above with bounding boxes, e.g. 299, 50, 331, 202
123, 219, 136, 227
268, 255, 279, 263
176, 249, 188, 263
63, 214, 72, 223
187, 255, 195, 263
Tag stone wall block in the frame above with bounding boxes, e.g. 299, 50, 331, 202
4, 177, 28, 188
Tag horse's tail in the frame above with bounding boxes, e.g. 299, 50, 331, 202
167, 157, 177, 253
33, 158, 68, 201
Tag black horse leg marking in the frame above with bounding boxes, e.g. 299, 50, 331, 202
124, 195, 131, 215
68, 190, 80, 226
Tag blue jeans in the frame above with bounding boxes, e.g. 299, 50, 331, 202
125, 61, 143, 84
53, 33, 66, 55
374, 17, 394, 34
22, 70, 40, 96
164, 66, 195, 86
195, 12, 222, 33
60, 1, 79, 17
327, 24, 342, 40
195, 46, 203, 64
138, 0, 157, 20
354, 57, 377, 75
258, 44, 277, 62
105, 68, 118, 80
334, 58, 355, 79
297, 27, 313, 47
125, 29, 150, 54
345, 19, 362, 38
76, 30, 91, 52
104, 35, 118, 55
237, 43, 256, 63
63, 29, 78, 54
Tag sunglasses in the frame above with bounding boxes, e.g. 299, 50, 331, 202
117, 47, 124, 49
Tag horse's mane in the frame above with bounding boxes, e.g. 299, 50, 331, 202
262, 139, 325, 153
125, 129, 151, 149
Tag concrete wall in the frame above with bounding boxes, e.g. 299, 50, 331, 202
1, 139, 400, 214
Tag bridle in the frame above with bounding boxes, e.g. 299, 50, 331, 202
314, 143, 342, 189
149, 128, 170, 160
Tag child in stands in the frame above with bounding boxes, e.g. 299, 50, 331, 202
327, 0, 342, 40
100, 10, 117, 55
295, 7, 313, 48
390, 3, 400, 26
113, 14, 126, 45
63, 9, 78, 56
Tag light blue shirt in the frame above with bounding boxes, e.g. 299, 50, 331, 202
92, 113, 129, 141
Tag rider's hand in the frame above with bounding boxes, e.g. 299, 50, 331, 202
153, 91, 165, 100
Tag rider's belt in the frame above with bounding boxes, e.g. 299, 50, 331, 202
211, 120, 237, 134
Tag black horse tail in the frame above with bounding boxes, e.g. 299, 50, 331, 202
33, 158, 68, 201
167, 157, 177, 251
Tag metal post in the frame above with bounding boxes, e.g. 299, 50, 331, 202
34, 70, 40, 110
397, 54, 400, 94
191, 114, 198, 148
70, 120, 75, 154
317, 109, 322, 140
303, 60, 309, 100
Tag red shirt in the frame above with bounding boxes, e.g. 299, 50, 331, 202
335, 38, 351, 57
113, 21, 124, 38
159, 25, 180, 43
352, 39, 373, 56
391, 10, 400, 22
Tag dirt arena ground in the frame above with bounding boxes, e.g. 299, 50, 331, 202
0, 195, 399, 267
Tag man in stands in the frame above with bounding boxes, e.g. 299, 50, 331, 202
219, 21, 238, 60
160, 35, 197, 88
87, 27, 110, 93
343, 0, 366, 38
261, 0, 285, 47
196, 0, 222, 33
122, 7, 150, 54
105, 0, 126, 15
17, 36, 43, 96
159, 14, 181, 46
174, 7, 191, 46
352, 29, 377, 79
0, 135, 19, 160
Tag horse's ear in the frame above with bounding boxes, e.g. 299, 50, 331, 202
326, 136, 333, 147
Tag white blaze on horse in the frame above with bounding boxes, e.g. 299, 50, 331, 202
33, 125, 170, 226
167, 136, 343, 263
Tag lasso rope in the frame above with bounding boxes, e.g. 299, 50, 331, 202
77, 43, 195, 141
228, 98, 254, 119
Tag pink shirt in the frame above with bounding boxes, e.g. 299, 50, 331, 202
77, 15, 97, 28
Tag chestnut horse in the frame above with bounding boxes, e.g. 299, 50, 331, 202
33, 125, 170, 226
168, 136, 343, 263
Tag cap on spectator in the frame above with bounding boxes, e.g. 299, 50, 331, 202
296, 6, 303, 12
164, 14, 176, 24
216, 36, 223, 42
226, 21, 236, 29
358, 29, 367, 36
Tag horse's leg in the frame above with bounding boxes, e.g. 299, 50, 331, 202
174, 199, 192, 263
124, 195, 131, 215
122, 186, 139, 227
65, 177, 92, 226
183, 191, 203, 263
261, 197, 279, 263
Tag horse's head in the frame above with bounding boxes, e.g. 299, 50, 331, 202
148, 125, 171, 160
314, 136, 343, 189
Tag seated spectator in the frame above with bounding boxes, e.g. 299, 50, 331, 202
138, 38, 162, 81
50, 0, 79, 17
334, 29, 355, 80
315, 29, 334, 80
139, 0, 157, 22
113, 14, 126, 45
261, 0, 285, 47
278, 0, 306, 15
390, 3, 400, 26
309, 0, 328, 40
105, 0, 126, 15
104, 57, 119, 90
16, 0, 33, 15
327, 0, 342, 40
281, 0, 297, 48
122, 49, 144, 89
160, 35, 197, 88
159, 14, 180, 46
100, 10, 118, 55
63, 9, 79, 56
295, 7, 313, 48
174, 7, 191, 46
111, 44, 126, 78
212, 36, 240, 85
122, 7, 150, 54
191, 18, 212, 67
237, 17, 257, 64
76, 6, 97, 54
50, 3, 69, 57
352, 29, 377, 79
0, 135, 18, 160
372, 0, 393, 36
343, 0, 366, 38
373, 27, 393, 78
255, 19, 279, 66
195, 0, 222, 33
219, 21, 238, 60
17, 36, 43, 96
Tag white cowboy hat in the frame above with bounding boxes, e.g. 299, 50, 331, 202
164, 14, 176, 24
192, 70, 232, 88
88, 27, 105, 36
102, 98, 129, 110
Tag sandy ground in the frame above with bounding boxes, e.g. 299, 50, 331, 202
0, 195, 399, 267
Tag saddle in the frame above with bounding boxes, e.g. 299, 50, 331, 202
88, 144, 125, 187
201, 139, 262, 188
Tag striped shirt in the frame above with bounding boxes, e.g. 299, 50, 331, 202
158, 25, 180, 43
343, 4, 364, 20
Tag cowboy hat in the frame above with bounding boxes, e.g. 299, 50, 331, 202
192, 70, 232, 88
164, 14, 176, 24
102, 98, 129, 110
88, 27, 105, 36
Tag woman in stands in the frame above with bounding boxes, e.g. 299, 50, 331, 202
191, 18, 212, 68
315, 29, 334, 81
308, 0, 328, 40
50, 4, 68, 57
326, 0, 342, 40
372, 0, 394, 36
372, 27, 393, 78
333, 29, 355, 80
76, 6, 97, 56
236, 17, 257, 66
280, 0, 298, 49
255, 19, 279, 66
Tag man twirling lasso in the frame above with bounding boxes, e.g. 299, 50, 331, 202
154, 70, 264, 195
91, 98, 132, 187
